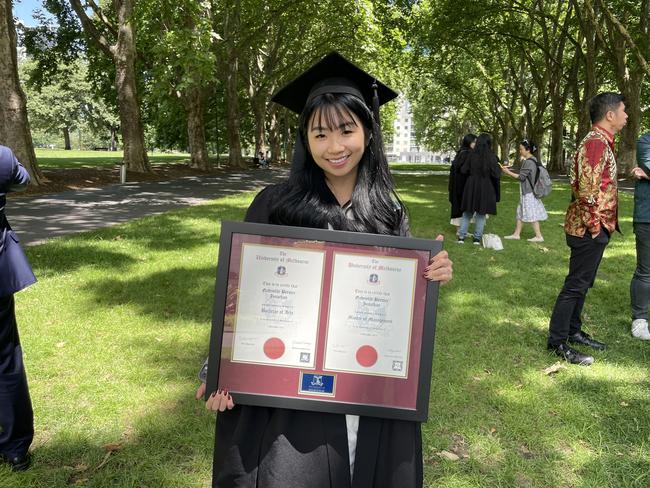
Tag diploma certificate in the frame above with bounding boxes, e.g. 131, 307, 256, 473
324, 253, 417, 377
206, 221, 441, 421
231, 243, 325, 368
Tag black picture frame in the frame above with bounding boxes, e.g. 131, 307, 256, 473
205, 220, 441, 421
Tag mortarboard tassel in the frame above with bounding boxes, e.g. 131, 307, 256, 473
372, 79, 380, 127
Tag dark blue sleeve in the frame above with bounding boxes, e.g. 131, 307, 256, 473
637, 132, 650, 176
0, 145, 30, 192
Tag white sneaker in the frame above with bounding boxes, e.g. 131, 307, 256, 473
503, 235, 520, 240
527, 236, 544, 242
631, 319, 650, 340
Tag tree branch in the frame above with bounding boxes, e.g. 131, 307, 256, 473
69, 0, 113, 57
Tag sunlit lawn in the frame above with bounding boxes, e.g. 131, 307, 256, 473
1, 170, 648, 487
35, 149, 192, 169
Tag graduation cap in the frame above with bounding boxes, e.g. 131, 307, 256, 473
271, 51, 398, 123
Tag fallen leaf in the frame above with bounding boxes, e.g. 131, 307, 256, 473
543, 362, 566, 375
56, 342, 66, 348
490, 427, 497, 434
517, 445, 534, 459
103, 442, 123, 452
620, 401, 629, 407
438, 450, 460, 461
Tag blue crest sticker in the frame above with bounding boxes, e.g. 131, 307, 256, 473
299, 372, 336, 396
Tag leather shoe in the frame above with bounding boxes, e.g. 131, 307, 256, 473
568, 331, 607, 350
547, 343, 594, 366
0, 452, 31, 471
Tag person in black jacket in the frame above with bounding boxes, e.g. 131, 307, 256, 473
196, 52, 453, 488
448, 134, 476, 236
0, 145, 36, 472
457, 133, 501, 244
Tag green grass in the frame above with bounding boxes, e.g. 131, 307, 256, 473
389, 162, 450, 171
35, 149, 192, 169
2, 173, 649, 487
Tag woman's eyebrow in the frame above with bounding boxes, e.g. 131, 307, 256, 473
311, 122, 356, 131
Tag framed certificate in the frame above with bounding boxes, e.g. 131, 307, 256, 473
205, 221, 442, 421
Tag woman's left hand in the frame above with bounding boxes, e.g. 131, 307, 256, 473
423, 235, 453, 285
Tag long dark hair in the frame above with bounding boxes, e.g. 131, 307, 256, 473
270, 93, 406, 235
460, 133, 477, 150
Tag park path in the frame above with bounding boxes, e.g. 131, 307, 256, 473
6, 168, 289, 246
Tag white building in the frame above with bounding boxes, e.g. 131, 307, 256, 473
385, 97, 449, 163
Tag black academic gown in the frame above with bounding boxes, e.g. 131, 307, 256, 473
0, 146, 35, 460
459, 152, 501, 216
212, 186, 423, 488
448, 149, 472, 219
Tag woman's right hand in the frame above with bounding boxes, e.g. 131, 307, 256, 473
196, 383, 235, 411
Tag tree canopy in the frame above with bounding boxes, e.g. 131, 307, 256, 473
2, 0, 647, 181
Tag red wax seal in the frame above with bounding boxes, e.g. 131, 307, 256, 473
263, 337, 285, 360
356, 345, 378, 367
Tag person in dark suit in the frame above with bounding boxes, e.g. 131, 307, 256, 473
0, 145, 36, 471
196, 52, 453, 488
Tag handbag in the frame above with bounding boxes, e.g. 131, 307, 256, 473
481, 233, 504, 251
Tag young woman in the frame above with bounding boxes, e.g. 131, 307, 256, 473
449, 134, 477, 236
457, 133, 501, 244
501, 139, 548, 242
196, 52, 453, 488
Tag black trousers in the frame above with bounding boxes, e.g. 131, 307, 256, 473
0, 294, 33, 459
548, 230, 610, 346
631, 223, 650, 320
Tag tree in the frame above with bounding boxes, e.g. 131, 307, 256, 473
0, 0, 42, 183
59, 0, 151, 171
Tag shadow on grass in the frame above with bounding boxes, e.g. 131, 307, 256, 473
80, 266, 217, 325
26, 244, 138, 276
0, 397, 216, 488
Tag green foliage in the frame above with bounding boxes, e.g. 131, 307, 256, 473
20, 57, 119, 150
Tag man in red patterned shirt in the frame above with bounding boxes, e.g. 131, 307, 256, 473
547, 92, 627, 365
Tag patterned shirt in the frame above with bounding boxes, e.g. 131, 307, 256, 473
564, 125, 619, 237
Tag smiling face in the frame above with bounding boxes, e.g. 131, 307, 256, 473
306, 106, 366, 187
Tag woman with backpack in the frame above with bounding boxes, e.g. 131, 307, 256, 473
502, 139, 547, 242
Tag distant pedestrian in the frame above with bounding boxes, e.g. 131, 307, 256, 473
547, 92, 627, 365
629, 131, 650, 340
449, 134, 476, 236
0, 145, 36, 471
501, 139, 547, 242
457, 133, 501, 244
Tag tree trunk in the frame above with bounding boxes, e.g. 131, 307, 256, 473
617, 76, 642, 174
549, 99, 565, 172
63, 126, 72, 150
252, 96, 266, 158
113, 0, 150, 172
225, 54, 244, 168
110, 126, 118, 151
184, 86, 210, 170
268, 108, 281, 163
0, 0, 43, 183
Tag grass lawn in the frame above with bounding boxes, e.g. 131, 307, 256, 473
35, 149, 192, 170
390, 162, 450, 171
2, 172, 649, 487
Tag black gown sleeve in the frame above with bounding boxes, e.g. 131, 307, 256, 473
244, 185, 281, 224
